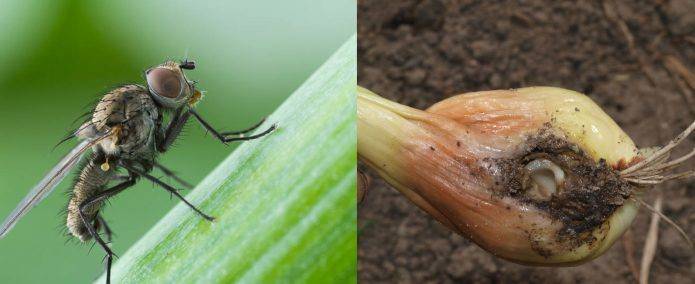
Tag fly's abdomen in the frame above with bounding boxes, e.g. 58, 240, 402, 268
67, 154, 114, 242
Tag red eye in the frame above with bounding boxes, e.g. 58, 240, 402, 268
146, 68, 182, 98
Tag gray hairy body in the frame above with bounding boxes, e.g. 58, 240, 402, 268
67, 85, 159, 241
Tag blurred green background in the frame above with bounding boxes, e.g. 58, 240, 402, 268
0, 0, 355, 283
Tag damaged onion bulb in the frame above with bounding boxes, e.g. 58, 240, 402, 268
357, 86, 693, 265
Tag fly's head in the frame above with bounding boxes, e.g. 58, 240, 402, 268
145, 59, 199, 109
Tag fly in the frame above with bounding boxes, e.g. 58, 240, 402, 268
0, 60, 276, 283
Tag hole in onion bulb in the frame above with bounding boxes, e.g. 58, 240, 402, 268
523, 158, 565, 200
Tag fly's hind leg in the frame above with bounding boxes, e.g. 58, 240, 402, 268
78, 175, 136, 284
96, 215, 113, 243
93, 173, 135, 242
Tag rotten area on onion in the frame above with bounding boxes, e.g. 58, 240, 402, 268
481, 128, 633, 256
479, 122, 694, 257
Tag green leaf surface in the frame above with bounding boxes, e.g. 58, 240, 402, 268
100, 35, 356, 284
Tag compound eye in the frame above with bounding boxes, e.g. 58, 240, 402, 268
146, 68, 182, 98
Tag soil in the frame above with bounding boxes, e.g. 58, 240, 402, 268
357, 1, 695, 283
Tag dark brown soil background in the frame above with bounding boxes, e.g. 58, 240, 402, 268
357, 0, 695, 283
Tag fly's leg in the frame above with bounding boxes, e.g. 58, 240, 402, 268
78, 176, 136, 284
189, 109, 276, 144
123, 164, 214, 221
220, 117, 266, 136
157, 107, 192, 153
153, 161, 193, 189
97, 215, 113, 242
112, 175, 131, 182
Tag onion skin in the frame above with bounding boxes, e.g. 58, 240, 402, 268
357, 86, 640, 265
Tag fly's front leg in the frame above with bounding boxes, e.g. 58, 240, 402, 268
157, 107, 192, 153
189, 109, 275, 144
78, 175, 136, 284
220, 117, 266, 136
122, 164, 214, 221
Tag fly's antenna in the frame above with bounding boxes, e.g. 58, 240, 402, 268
180, 47, 195, 70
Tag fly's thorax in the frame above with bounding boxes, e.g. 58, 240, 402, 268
91, 85, 159, 160
93, 85, 148, 130
117, 110, 158, 160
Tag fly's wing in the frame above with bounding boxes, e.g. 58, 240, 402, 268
0, 133, 110, 238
